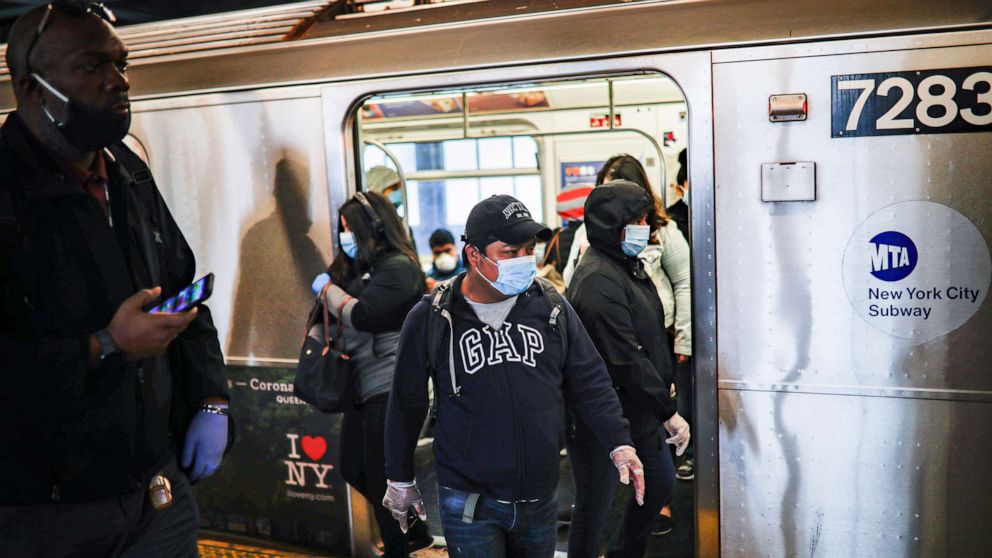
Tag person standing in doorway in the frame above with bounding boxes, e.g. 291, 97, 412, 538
566, 181, 690, 557
383, 195, 645, 557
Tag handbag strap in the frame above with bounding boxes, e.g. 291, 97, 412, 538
318, 283, 353, 359
319, 283, 332, 354
541, 229, 562, 268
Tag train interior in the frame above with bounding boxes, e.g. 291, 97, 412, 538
353, 73, 696, 557
356, 74, 689, 267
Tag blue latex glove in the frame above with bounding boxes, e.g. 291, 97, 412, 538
311, 272, 331, 295
182, 405, 228, 481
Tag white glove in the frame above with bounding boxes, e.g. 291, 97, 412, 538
663, 412, 691, 456
383, 480, 427, 533
609, 445, 645, 506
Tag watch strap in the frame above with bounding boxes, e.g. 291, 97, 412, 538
200, 404, 229, 416
95, 328, 118, 360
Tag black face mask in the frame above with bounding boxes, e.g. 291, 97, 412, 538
33, 73, 130, 152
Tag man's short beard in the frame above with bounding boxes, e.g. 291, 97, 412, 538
37, 113, 90, 160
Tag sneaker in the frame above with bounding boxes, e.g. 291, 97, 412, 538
651, 514, 674, 536
676, 457, 694, 481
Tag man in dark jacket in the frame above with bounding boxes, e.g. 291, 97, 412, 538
567, 181, 691, 558
0, 4, 229, 556
383, 195, 644, 557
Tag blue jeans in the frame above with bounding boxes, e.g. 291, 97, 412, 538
566, 420, 674, 558
439, 486, 558, 558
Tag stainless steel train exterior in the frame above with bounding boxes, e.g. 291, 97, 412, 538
3, 1, 990, 556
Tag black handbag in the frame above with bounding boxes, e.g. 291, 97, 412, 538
294, 286, 354, 413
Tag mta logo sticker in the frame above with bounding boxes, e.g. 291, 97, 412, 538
869, 231, 918, 282
843, 201, 990, 343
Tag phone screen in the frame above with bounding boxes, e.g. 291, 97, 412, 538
149, 273, 214, 314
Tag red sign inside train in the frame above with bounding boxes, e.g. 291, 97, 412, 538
590, 113, 622, 128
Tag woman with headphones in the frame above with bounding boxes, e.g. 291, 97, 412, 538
312, 191, 431, 556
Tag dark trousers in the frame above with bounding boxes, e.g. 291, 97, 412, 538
674, 356, 694, 460
0, 459, 199, 558
438, 486, 558, 558
566, 420, 675, 558
341, 393, 428, 557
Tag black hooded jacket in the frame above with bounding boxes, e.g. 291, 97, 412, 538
385, 274, 632, 502
0, 114, 229, 504
567, 181, 677, 440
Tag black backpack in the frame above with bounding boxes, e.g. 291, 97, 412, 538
425, 276, 569, 404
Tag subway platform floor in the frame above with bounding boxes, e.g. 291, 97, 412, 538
198, 533, 447, 558
197, 466, 694, 558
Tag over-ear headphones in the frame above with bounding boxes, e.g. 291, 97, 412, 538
353, 192, 385, 238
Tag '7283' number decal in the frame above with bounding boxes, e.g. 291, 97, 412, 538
832, 67, 992, 138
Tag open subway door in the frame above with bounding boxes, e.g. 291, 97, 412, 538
713, 30, 992, 557
324, 51, 718, 557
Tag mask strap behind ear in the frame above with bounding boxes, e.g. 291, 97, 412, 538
31, 73, 69, 127
31, 73, 68, 103
473, 245, 493, 266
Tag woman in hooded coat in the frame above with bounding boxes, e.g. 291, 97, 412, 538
565, 181, 691, 558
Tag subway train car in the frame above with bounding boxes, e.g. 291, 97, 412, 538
2, 1, 989, 556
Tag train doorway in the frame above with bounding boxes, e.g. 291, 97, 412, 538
338, 69, 706, 558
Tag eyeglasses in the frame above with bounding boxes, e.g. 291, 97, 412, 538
24, 2, 117, 76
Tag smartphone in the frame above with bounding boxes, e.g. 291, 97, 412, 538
148, 273, 214, 314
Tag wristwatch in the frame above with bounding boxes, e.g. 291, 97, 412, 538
95, 328, 119, 360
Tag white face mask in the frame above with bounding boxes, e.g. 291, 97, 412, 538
434, 252, 458, 273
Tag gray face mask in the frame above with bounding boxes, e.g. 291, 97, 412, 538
33, 73, 130, 151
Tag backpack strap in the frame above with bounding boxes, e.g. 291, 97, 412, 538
425, 276, 571, 410
425, 277, 460, 420
107, 144, 154, 188
427, 277, 460, 399
106, 143, 162, 287
535, 277, 569, 369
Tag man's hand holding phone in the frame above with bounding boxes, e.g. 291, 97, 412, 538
108, 287, 198, 360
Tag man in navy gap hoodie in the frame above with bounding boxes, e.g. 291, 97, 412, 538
384, 195, 644, 557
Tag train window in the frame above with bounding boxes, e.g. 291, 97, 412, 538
361, 135, 541, 264
356, 73, 689, 262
